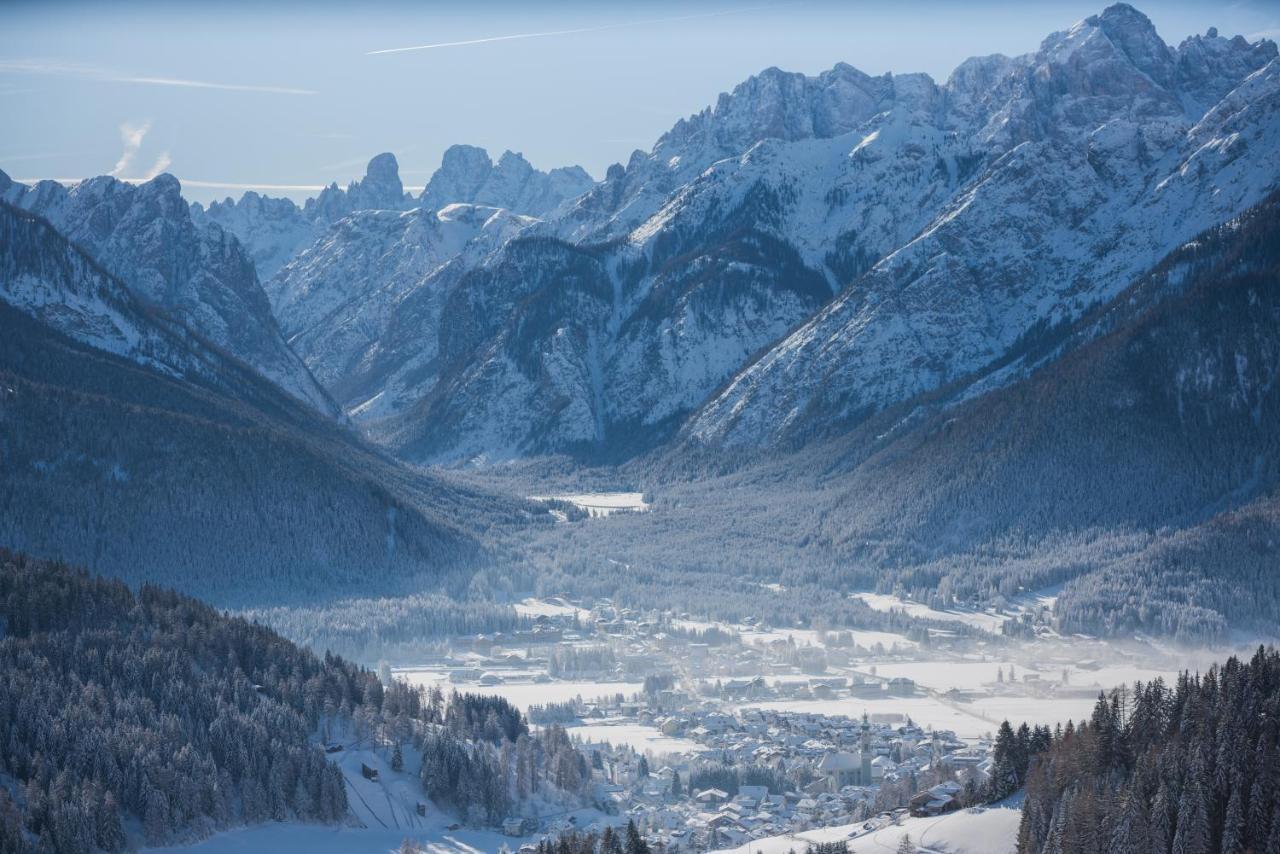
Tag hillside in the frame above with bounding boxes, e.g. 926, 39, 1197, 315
1017, 648, 1280, 853
0, 553, 589, 851
510, 189, 1280, 642
0, 203, 527, 606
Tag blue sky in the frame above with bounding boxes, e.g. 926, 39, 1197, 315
3, 0, 1277, 204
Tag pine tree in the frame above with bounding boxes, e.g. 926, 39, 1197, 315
1172, 774, 1211, 854
624, 819, 650, 854
392, 742, 404, 773
1267, 805, 1280, 854
991, 721, 1021, 800
1109, 789, 1151, 853
1221, 782, 1245, 854
897, 832, 917, 854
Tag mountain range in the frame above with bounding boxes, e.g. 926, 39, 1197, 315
0, 3, 1277, 635
171, 3, 1277, 465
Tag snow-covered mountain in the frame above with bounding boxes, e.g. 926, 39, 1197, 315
354, 5, 1273, 461
685, 10, 1279, 447
191, 152, 415, 282
274, 203, 536, 415
191, 148, 593, 285
1, 200, 261, 394
2, 169, 337, 416
418, 144, 594, 216
0, 199, 517, 605
179, 4, 1277, 464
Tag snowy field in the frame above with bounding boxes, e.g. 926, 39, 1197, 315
712, 802, 1022, 853
527, 492, 650, 517
741, 625, 919, 652
149, 822, 524, 854
512, 596, 592, 620
146, 732, 607, 853
392, 668, 644, 714
853, 593, 1009, 634
565, 721, 706, 756
671, 619, 920, 653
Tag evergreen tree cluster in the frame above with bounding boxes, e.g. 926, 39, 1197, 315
988, 721, 1053, 802
548, 645, 617, 678
415, 690, 590, 826
0, 554, 593, 851
530, 819, 651, 854
1017, 647, 1280, 854
242, 593, 532, 663
687, 763, 789, 798
0, 553, 358, 850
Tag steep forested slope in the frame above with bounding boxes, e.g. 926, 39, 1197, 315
0, 204, 530, 606
0, 554, 589, 851
1016, 647, 1280, 854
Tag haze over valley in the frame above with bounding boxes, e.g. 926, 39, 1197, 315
2, 2, 1279, 852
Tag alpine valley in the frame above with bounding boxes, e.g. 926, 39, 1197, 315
2, 3, 1280, 853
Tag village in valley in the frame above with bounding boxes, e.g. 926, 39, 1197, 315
380, 593, 1196, 852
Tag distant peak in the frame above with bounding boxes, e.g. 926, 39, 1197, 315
496, 150, 532, 169
365, 152, 399, 181
1085, 3, 1174, 84
441, 144, 493, 168
147, 173, 182, 194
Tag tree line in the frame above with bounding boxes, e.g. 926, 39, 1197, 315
1015, 647, 1280, 854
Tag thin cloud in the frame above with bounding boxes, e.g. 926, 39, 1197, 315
177, 179, 329, 191
0, 60, 316, 95
13, 176, 330, 192
366, 4, 792, 56
110, 121, 150, 177
138, 152, 173, 182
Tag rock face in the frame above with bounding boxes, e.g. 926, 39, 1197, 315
418, 145, 595, 216
273, 203, 537, 418
3, 171, 337, 416
0, 200, 503, 606
372, 5, 1277, 462
685, 7, 1280, 447
232, 4, 1278, 464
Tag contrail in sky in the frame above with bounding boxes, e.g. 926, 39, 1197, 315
0, 60, 316, 95
366, 4, 791, 56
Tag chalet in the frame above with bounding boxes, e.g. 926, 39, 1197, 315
909, 782, 962, 817
886, 677, 916, 696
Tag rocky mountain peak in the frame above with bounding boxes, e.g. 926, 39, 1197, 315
357, 152, 404, 203
1088, 3, 1175, 85
305, 152, 409, 222
419, 144, 592, 216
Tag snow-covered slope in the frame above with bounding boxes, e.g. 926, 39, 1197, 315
377, 5, 1278, 461
0, 201, 235, 386
684, 7, 1280, 446
274, 203, 536, 416
191, 152, 415, 282
3, 170, 338, 416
